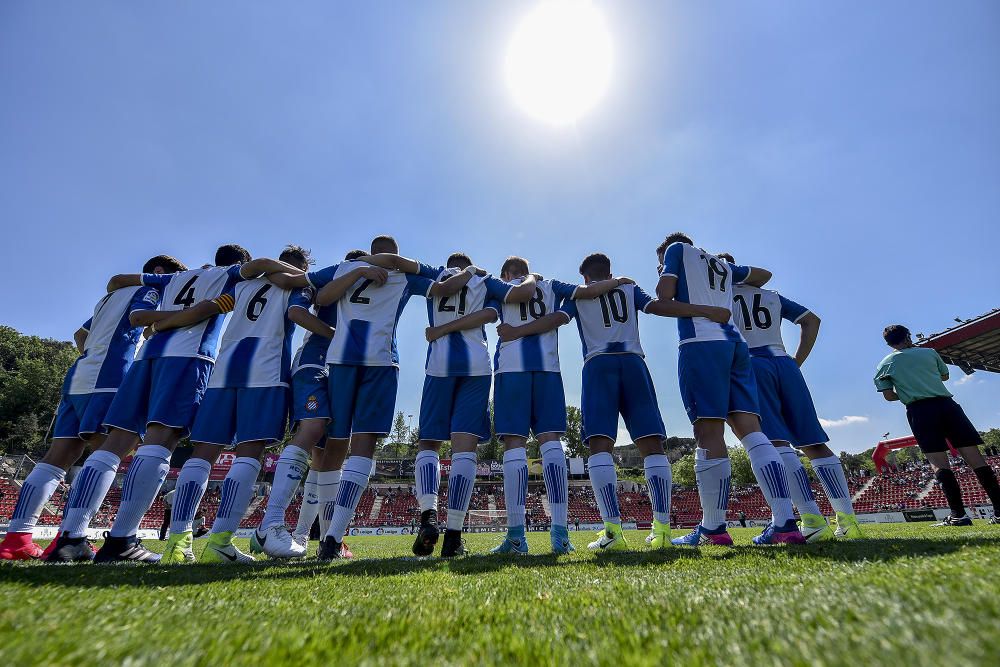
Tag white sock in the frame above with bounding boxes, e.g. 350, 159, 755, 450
742, 433, 795, 527
211, 457, 262, 535
316, 469, 341, 537
415, 449, 440, 513
503, 448, 528, 531
446, 451, 477, 531
325, 457, 372, 542
170, 458, 212, 534
261, 445, 309, 529
811, 455, 855, 516
588, 452, 621, 524
540, 441, 568, 528
60, 450, 120, 538
695, 448, 730, 531
293, 469, 320, 538
777, 447, 822, 517
109, 445, 171, 538
8, 462, 65, 533
643, 453, 672, 525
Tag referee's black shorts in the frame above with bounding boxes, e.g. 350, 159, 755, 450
906, 396, 982, 454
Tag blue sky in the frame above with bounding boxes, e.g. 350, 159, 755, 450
1, 2, 998, 453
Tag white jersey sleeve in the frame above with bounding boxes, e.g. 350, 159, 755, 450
732, 285, 811, 357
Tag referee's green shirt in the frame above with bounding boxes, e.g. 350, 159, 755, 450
874, 347, 952, 406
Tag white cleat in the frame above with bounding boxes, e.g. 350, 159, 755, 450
644, 531, 656, 545
255, 525, 307, 559
291, 533, 309, 549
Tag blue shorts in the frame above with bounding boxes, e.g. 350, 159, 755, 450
493, 371, 567, 439
418, 375, 491, 442
678, 340, 759, 423
53, 392, 116, 439
189, 386, 289, 447
327, 364, 398, 439
104, 357, 212, 436
751, 355, 829, 447
581, 354, 665, 443
291, 367, 331, 427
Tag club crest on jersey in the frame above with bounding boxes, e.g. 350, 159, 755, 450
306, 395, 319, 412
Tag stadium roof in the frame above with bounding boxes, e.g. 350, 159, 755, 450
916, 309, 1000, 374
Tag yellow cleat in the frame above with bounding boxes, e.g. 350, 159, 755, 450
800, 514, 834, 543
587, 522, 629, 551
834, 511, 864, 539
649, 520, 672, 549
162, 530, 195, 564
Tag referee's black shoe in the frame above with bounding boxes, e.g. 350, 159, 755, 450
937, 515, 973, 527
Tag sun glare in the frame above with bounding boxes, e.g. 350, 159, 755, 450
505, 1, 613, 127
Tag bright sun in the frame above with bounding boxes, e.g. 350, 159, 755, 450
505, 1, 613, 126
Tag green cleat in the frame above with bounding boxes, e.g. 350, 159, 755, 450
649, 520, 672, 549
162, 530, 195, 564
587, 522, 629, 551
800, 514, 834, 543
834, 511, 864, 539
200, 532, 256, 564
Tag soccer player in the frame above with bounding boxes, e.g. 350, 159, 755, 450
653, 233, 806, 546
248, 249, 370, 559
158, 245, 340, 564
875, 325, 1000, 526
409, 253, 532, 558
0, 255, 186, 561
313, 236, 471, 560
724, 254, 862, 541
499, 253, 719, 551
47, 245, 296, 563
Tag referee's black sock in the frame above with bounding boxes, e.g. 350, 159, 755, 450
935, 468, 966, 517
972, 466, 1000, 513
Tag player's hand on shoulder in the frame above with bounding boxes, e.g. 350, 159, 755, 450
614, 276, 635, 285
360, 266, 389, 285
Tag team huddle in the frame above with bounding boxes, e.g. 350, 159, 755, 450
0, 232, 865, 564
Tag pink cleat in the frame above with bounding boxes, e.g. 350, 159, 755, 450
0, 531, 45, 561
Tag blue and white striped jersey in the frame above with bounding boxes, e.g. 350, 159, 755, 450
62, 286, 162, 395
659, 242, 751, 345
209, 278, 312, 388
731, 285, 810, 357
558, 284, 654, 363
423, 270, 509, 377
494, 278, 577, 373
138, 265, 245, 361
291, 263, 345, 373
320, 261, 435, 367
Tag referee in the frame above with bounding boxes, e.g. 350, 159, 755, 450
875, 325, 1000, 525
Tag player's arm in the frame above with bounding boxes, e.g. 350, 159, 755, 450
73, 327, 88, 354
793, 312, 821, 367
106, 274, 142, 292
742, 267, 772, 288
428, 268, 474, 297
288, 306, 335, 339
267, 273, 310, 290
426, 308, 499, 342
129, 310, 175, 328
315, 266, 389, 306
881, 390, 900, 402
151, 299, 228, 333
359, 253, 423, 274
503, 274, 537, 303
497, 311, 569, 342
573, 277, 634, 300
644, 299, 731, 324
239, 258, 304, 279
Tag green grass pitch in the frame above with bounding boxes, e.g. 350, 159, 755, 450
1, 523, 998, 666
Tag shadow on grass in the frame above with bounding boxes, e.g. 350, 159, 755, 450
1, 535, 995, 589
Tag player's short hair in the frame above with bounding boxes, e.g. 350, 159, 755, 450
579, 253, 612, 280
279, 245, 314, 271
370, 235, 398, 254
344, 249, 367, 260
501, 256, 530, 278
656, 232, 694, 256
446, 252, 473, 269
215, 244, 251, 266
717, 252, 735, 263
883, 324, 911, 346
143, 255, 187, 273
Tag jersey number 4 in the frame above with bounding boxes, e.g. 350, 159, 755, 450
173, 276, 199, 309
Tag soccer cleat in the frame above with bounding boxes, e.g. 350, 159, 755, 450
800, 513, 834, 543
252, 525, 307, 559
440, 529, 467, 558
45, 533, 98, 563
989, 516, 999, 525
412, 510, 440, 557
93, 533, 161, 564
649, 520, 672, 549
162, 531, 195, 564
200, 533, 256, 564
644, 531, 656, 545
551, 526, 574, 554
833, 511, 864, 539
490, 530, 529, 555
40, 537, 60, 560
935, 514, 973, 527
587, 523, 628, 551
671, 524, 734, 547
340, 541, 354, 559
0, 531, 45, 561
291, 532, 309, 548
752, 520, 807, 545
317, 536, 345, 561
